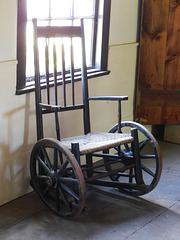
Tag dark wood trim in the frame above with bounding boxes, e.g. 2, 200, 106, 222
133, 0, 143, 120
16, 0, 27, 90
92, 0, 99, 66
100, 0, 111, 70
16, 69, 110, 95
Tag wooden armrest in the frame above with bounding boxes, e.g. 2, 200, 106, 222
88, 96, 128, 101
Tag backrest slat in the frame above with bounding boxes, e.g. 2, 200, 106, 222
45, 39, 50, 104
70, 39, 75, 106
80, 19, 91, 134
61, 40, 66, 107
53, 42, 58, 105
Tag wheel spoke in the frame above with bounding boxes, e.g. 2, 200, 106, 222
40, 146, 52, 169
124, 143, 131, 152
54, 149, 58, 173
55, 187, 60, 211
141, 154, 156, 159
60, 177, 78, 183
58, 187, 72, 211
36, 155, 51, 174
141, 164, 155, 177
60, 183, 79, 202
36, 175, 50, 180
58, 160, 69, 175
120, 148, 128, 155
139, 139, 149, 151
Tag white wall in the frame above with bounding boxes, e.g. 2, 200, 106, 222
0, 0, 139, 205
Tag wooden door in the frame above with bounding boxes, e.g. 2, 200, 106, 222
135, 0, 180, 124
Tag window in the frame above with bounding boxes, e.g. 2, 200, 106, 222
16, 0, 111, 94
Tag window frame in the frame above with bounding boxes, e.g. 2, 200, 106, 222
16, 0, 111, 95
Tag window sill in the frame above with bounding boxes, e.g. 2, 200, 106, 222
16, 69, 110, 95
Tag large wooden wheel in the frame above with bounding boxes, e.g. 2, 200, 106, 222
30, 138, 86, 218
105, 121, 162, 196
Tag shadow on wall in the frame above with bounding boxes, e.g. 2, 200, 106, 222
0, 94, 35, 205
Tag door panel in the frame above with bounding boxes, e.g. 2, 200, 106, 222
136, 0, 180, 124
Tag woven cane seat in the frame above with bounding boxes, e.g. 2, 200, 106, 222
61, 132, 133, 155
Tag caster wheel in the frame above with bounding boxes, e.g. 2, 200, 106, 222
30, 138, 86, 218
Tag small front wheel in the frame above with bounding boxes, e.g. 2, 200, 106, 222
30, 138, 86, 218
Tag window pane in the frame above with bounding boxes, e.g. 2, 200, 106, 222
26, 22, 34, 77
96, 18, 103, 68
27, 0, 50, 19
73, 38, 82, 69
74, 0, 94, 17
51, 0, 71, 18
84, 19, 93, 66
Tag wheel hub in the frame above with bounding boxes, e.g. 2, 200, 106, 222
46, 171, 58, 188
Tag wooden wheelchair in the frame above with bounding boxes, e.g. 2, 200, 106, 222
30, 18, 162, 218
